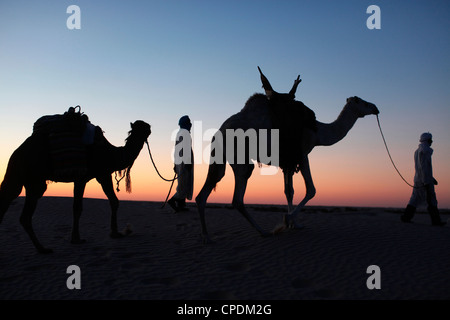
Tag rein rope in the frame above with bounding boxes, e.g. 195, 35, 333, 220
376, 114, 416, 188
114, 140, 180, 195
145, 140, 181, 208
145, 140, 180, 182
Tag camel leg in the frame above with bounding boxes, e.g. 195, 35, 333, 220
283, 170, 295, 213
286, 156, 316, 229
71, 181, 87, 244
231, 163, 270, 237
0, 179, 23, 224
97, 175, 122, 238
0, 154, 25, 224
20, 182, 52, 254
195, 163, 226, 243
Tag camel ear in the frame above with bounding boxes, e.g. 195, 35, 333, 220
288, 75, 301, 99
130, 122, 134, 129
258, 66, 275, 99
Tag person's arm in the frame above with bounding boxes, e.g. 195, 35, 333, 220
419, 150, 433, 185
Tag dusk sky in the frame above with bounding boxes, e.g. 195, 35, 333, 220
1, 0, 449, 208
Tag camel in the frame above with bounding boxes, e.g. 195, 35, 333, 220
195, 67, 379, 242
0, 113, 151, 253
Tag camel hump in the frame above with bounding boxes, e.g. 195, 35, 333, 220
269, 99, 317, 132
268, 99, 317, 173
32, 107, 94, 181
33, 106, 90, 136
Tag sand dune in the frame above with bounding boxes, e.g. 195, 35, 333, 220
0, 197, 449, 300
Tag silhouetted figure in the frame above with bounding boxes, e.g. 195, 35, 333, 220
0, 107, 151, 253
195, 67, 380, 243
401, 132, 446, 226
259, 66, 317, 172
168, 116, 194, 212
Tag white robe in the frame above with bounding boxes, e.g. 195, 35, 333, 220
408, 142, 437, 208
173, 130, 194, 200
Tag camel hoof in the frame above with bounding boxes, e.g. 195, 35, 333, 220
258, 230, 273, 238
38, 248, 53, 254
202, 234, 215, 245
272, 223, 287, 235
123, 224, 133, 236
71, 239, 87, 245
287, 222, 304, 230
283, 214, 304, 230
260, 230, 273, 238
110, 231, 125, 239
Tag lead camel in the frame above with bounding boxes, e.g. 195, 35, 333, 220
196, 67, 379, 242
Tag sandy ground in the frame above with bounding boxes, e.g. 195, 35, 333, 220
0, 196, 449, 300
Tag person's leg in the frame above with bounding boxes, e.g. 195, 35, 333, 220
168, 196, 179, 212
402, 188, 420, 223
428, 205, 446, 226
426, 185, 445, 226
401, 204, 416, 223
176, 198, 189, 211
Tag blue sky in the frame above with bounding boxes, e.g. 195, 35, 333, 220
1, 1, 449, 207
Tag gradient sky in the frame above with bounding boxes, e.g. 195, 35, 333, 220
1, 0, 449, 208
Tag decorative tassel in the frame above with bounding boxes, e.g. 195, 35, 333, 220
125, 167, 132, 193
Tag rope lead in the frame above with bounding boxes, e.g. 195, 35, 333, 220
145, 140, 180, 182
376, 115, 416, 188
145, 140, 183, 208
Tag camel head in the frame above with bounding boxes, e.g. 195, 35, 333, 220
346, 96, 379, 118
120, 120, 151, 193
258, 66, 301, 100
128, 120, 151, 141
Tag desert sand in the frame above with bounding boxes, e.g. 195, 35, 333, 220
0, 196, 449, 300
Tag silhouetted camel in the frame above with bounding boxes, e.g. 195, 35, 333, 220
0, 119, 151, 253
196, 67, 379, 242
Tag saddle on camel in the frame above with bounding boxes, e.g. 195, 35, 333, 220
33, 106, 96, 181
258, 67, 317, 173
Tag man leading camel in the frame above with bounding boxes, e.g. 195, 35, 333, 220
168, 115, 194, 212
401, 132, 446, 226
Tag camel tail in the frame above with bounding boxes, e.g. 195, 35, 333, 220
195, 162, 226, 206
0, 149, 25, 222
207, 162, 226, 192
194, 129, 227, 238
197, 129, 227, 197
195, 162, 226, 239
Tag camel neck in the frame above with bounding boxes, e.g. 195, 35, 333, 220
315, 104, 359, 147
120, 134, 146, 168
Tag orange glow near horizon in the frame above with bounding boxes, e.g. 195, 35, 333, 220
4, 121, 450, 210
10, 149, 449, 210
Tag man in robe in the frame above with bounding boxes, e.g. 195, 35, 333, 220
401, 132, 446, 226
168, 115, 194, 212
